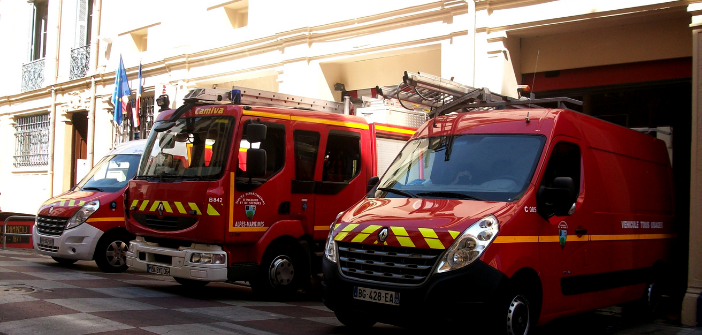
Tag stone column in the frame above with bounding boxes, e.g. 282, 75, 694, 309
683, 3, 702, 327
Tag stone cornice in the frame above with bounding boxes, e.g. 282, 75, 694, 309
476, 1, 691, 34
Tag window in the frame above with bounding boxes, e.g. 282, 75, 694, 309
322, 131, 361, 182
14, 114, 50, 168
540, 142, 581, 193
74, 0, 92, 48
76, 154, 141, 193
30, 1, 49, 61
236, 122, 285, 180
294, 130, 320, 181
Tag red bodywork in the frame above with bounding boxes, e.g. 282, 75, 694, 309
126, 104, 410, 266
37, 190, 127, 232
330, 108, 674, 324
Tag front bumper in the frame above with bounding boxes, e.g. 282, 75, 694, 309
322, 257, 509, 324
33, 223, 104, 260
126, 240, 228, 282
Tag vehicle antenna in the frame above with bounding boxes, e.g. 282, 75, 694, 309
528, 49, 540, 115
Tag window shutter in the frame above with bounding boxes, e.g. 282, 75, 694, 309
75, 0, 89, 47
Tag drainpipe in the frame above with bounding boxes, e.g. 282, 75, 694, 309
48, 0, 63, 197
87, 0, 102, 167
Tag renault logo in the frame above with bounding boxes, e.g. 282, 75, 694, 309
157, 203, 165, 218
377, 227, 389, 243
48, 206, 54, 215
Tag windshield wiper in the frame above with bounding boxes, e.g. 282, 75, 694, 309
378, 187, 418, 198
82, 187, 104, 192
417, 191, 483, 201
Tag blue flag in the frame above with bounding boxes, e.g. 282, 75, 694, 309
111, 55, 131, 126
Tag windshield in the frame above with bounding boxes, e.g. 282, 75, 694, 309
138, 116, 235, 180
76, 154, 141, 193
375, 134, 546, 202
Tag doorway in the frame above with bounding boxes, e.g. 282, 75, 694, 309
71, 112, 89, 186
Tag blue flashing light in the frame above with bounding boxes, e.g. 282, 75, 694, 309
232, 89, 242, 104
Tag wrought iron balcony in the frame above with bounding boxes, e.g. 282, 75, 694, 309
21, 58, 45, 92
70, 45, 90, 80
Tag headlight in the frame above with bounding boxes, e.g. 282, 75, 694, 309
66, 200, 100, 230
324, 212, 344, 263
190, 252, 226, 264
435, 214, 499, 273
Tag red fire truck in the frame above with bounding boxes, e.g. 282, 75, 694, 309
124, 86, 419, 295
321, 76, 675, 334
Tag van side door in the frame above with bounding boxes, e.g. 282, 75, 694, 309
537, 138, 589, 315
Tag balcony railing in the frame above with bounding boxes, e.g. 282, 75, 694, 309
21, 58, 45, 92
69, 45, 90, 80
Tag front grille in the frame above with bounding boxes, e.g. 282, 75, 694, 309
337, 242, 443, 286
35, 216, 68, 236
132, 214, 198, 231
37, 244, 59, 252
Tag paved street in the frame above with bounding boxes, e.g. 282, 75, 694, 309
0, 248, 700, 335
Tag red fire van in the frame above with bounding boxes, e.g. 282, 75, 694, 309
322, 103, 674, 334
34, 140, 146, 272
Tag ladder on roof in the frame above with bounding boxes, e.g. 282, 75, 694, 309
378, 71, 582, 118
182, 87, 347, 114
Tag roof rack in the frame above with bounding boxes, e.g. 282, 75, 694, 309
378, 71, 582, 118
182, 86, 345, 114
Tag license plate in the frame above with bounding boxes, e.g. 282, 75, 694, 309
147, 264, 171, 276
353, 286, 400, 305
39, 236, 54, 247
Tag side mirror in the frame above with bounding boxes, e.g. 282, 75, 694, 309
247, 123, 267, 143
154, 121, 175, 132
537, 176, 576, 219
158, 134, 176, 149
367, 176, 379, 193
246, 149, 266, 178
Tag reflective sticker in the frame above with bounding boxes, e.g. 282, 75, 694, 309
361, 225, 381, 234
390, 226, 409, 236
449, 230, 460, 239
335, 232, 349, 241
396, 236, 415, 248
60, 200, 66, 206
174, 202, 187, 214
342, 224, 359, 232
69, 200, 75, 206
418, 228, 438, 239
334, 223, 341, 230
130, 200, 139, 208
188, 203, 202, 215
425, 238, 445, 249
207, 204, 220, 216
139, 200, 150, 211
351, 233, 370, 243
78, 201, 85, 206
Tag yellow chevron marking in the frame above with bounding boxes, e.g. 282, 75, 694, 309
149, 201, 161, 212
418, 228, 438, 239
342, 224, 359, 232
334, 232, 349, 241
131, 200, 139, 208
425, 238, 445, 249
334, 223, 341, 230
78, 201, 85, 206
139, 200, 150, 211
162, 202, 173, 213
449, 230, 461, 239
69, 200, 75, 206
207, 204, 220, 216
361, 225, 382, 234
174, 202, 187, 214
391, 226, 408, 236
60, 200, 66, 206
396, 236, 415, 248
351, 233, 370, 243
188, 203, 202, 215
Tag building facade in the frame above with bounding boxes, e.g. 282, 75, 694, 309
0, 0, 700, 325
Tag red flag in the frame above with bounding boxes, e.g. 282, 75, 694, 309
133, 63, 142, 128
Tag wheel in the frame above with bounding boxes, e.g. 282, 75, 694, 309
174, 277, 209, 287
51, 257, 77, 265
334, 309, 377, 329
623, 281, 662, 318
505, 294, 532, 335
251, 244, 308, 299
94, 232, 131, 273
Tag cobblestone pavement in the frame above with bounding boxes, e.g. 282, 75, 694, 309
0, 248, 700, 335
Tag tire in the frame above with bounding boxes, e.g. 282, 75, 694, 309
94, 232, 131, 273
334, 309, 377, 329
51, 257, 77, 265
623, 281, 662, 318
500, 292, 534, 335
251, 244, 308, 299
174, 277, 209, 287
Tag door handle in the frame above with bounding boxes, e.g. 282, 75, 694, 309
574, 228, 587, 236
